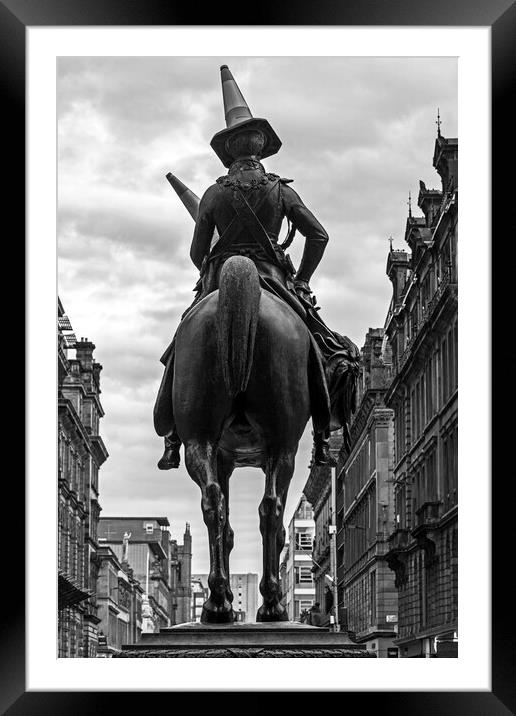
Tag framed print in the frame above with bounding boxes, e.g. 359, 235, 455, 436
6, 0, 513, 711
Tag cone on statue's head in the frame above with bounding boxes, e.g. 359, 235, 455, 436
166, 172, 200, 221
210, 64, 282, 168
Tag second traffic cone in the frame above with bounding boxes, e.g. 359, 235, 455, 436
166, 172, 200, 221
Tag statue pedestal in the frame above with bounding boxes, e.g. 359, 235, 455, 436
117, 622, 376, 658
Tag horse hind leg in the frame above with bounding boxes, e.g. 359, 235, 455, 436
184, 441, 235, 624
217, 451, 235, 604
256, 452, 295, 622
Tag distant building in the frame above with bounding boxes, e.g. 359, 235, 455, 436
192, 573, 259, 623
231, 573, 259, 622
58, 298, 108, 657
280, 495, 316, 620
303, 431, 343, 626
384, 129, 458, 657
169, 523, 192, 625
191, 577, 209, 622
335, 328, 398, 658
95, 546, 143, 657
98, 516, 173, 633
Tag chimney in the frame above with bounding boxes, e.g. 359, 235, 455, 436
75, 338, 95, 371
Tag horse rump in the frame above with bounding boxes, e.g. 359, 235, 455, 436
217, 255, 261, 397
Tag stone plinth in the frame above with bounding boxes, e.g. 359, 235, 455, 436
117, 622, 376, 657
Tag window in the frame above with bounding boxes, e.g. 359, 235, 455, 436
418, 553, 427, 628
426, 451, 437, 503
395, 484, 406, 529
295, 532, 313, 551
426, 359, 433, 420
296, 566, 313, 584
447, 328, 454, 397
395, 400, 405, 463
441, 337, 448, 403
411, 389, 416, 440
453, 322, 458, 390
370, 571, 377, 624
442, 428, 458, 511
144, 522, 154, 534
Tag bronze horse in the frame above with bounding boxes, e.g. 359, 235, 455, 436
173, 255, 321, 623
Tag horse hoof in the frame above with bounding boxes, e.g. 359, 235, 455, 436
200, 599, 236, 624
256, 604, 289, 622
157, 449, 180, 469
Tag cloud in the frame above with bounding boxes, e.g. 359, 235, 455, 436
59, 56, 457, 575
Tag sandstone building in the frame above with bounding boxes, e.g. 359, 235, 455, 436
383, 129, 458, 657
335, 328, 398, 658
58, 298, 109, 657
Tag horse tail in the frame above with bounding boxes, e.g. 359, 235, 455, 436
217, 255, 261, 397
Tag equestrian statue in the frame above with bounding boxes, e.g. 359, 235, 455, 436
153, 65, 359, 623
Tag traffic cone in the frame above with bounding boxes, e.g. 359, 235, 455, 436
166, 172, 200, 220
210, 64, 281, 168
165, 172, 219, 249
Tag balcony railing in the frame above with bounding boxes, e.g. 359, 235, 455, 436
387, 528, 410, 552
414, 500, 441, 529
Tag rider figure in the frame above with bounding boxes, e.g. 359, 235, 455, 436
155, 65, 359, 470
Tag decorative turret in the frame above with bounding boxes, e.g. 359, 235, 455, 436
417, 180, 442, 228
183, 522, 192, 552
432, 116, 458, 192
361, 328, 390, 392
386, 248, 411, 308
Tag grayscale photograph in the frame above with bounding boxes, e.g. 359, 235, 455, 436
57, 56, 458, 659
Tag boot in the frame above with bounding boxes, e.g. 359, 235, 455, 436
314, 430, 330, 466
157, 432, 181, 470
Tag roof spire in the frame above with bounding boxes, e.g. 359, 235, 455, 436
436, 107, 442, 137
407, 191, 412, 218
388, 235, 394, 252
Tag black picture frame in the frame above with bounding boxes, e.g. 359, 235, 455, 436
8, 0, 513, 711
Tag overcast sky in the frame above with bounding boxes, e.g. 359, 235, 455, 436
57, 56, 457, 577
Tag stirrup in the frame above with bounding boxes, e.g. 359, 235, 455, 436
314, 442, 330, 466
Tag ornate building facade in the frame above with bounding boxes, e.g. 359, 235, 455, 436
58, 298, 108, 657
384, 130, 458, 657
335, 329, 398, 657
